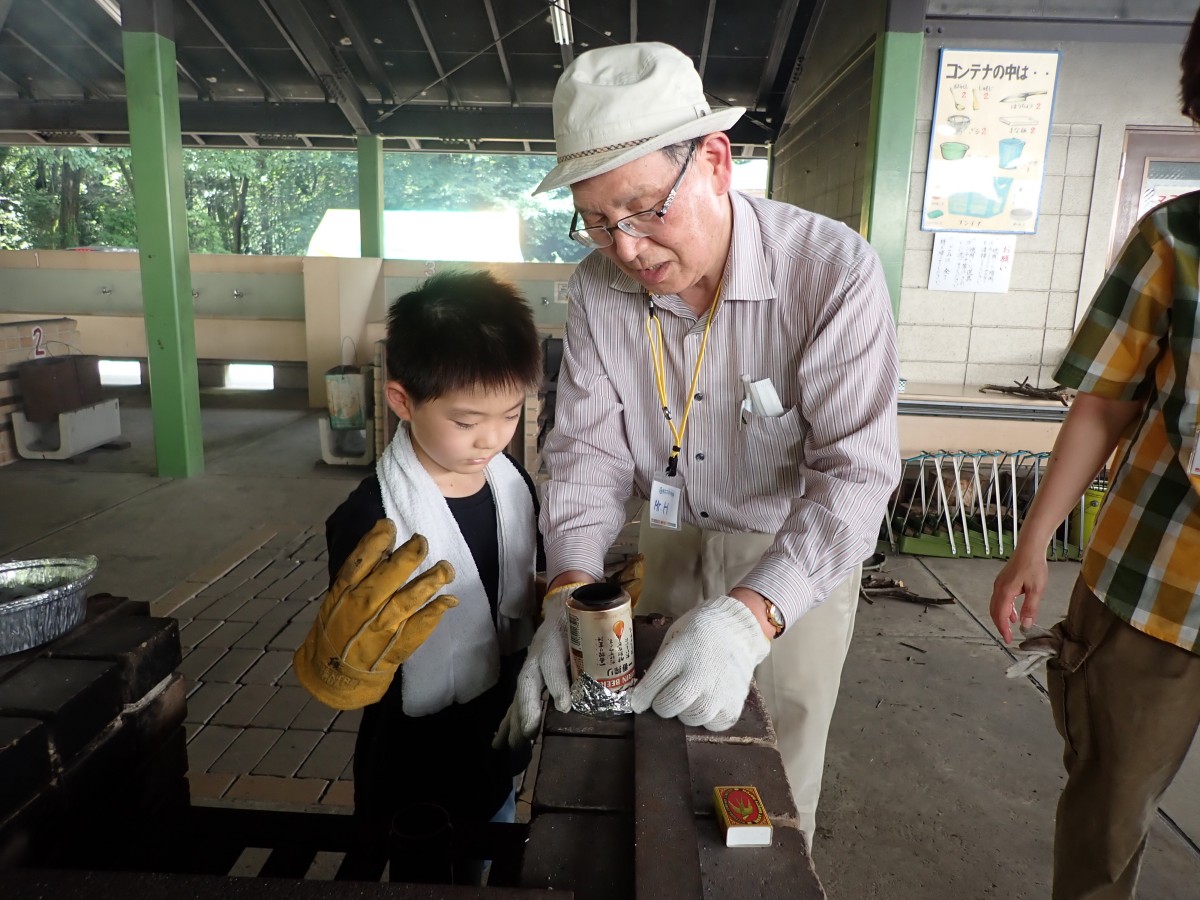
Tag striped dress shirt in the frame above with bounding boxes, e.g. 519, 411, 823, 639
541, 190, 901, 624
1055, 191, 1200, 654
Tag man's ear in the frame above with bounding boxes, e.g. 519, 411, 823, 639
697, 132, 734, 196
386, 382, 416, 422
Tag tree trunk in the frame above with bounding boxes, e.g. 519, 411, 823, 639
231, 174, 249, 254
57, 161, 82, 249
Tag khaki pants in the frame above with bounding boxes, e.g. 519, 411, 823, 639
1048, 577, 1200, 899
637, 511, 859, 847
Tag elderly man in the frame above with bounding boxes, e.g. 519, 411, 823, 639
498, 41, 899, 844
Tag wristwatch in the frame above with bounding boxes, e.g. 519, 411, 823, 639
761, 597, 786, 639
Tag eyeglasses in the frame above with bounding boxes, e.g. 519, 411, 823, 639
568, 145, 695, 249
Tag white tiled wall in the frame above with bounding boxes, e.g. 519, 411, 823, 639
897, 122, 1098, 388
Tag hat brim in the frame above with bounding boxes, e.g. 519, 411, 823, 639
533, 106, 746, 195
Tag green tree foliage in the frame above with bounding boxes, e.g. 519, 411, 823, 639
0, 144, 585, 262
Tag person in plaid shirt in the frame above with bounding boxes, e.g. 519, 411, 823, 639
990, 10, 1200, 898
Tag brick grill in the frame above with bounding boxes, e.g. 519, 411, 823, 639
2, 597, 823, 897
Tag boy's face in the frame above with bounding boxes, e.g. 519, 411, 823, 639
386, 382, 525, 484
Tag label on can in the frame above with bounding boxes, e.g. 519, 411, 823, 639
567, 588, 635, 693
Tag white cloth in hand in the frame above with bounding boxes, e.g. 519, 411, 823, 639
1005, 623, 1061, 678
493, 584, 583, 749
630, 594, 771, 731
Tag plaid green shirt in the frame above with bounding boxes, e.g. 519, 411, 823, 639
1055, 191, 1200, 655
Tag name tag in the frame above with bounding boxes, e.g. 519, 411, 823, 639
649, 479, 683, 530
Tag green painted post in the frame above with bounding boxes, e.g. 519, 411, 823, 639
357, 135, 384, 258
122, 0, 203, 476
863, 29, 924, 317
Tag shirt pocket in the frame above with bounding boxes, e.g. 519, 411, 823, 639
738, 405, 805, 499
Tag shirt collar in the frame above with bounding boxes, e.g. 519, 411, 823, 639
604, 190, 777, 304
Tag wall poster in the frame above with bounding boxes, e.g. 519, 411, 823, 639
928, 232, 1015, 293
921, 49, 1060, 234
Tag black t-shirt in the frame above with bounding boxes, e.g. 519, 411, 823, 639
323, 460, 540, 831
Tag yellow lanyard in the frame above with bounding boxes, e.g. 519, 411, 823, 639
644, 281, 724, 477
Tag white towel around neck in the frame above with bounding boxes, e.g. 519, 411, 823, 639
376, 425, 536, 717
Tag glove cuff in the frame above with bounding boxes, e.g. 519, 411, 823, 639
542, 581, 589, 617
293, 618, 395, 711
708, 594, 773, 657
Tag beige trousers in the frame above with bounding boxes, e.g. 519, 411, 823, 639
637, 509, 859, 846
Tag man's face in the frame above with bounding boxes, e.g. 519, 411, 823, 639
570, 136, 732, 300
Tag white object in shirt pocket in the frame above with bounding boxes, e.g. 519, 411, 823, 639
738, 404, 804, 497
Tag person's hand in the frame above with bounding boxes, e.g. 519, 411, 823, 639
294, 520, 458, 710
493, 582, 588, 749
630, 595, 771, 730
990, 544, 1049, 644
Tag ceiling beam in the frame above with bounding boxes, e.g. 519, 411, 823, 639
755, 0, 802, 111
256, 0, 326, 100
37, 0, 124, 75
183, 0, 279, 102
407, 0, 460, 106
630, 0, 637, 42
260, 0, 372, 133
481, 0, 517, 106
6, 27, 111, 99
0, 0, 16, 35
0, 98, 777, 145
698, 0, 716, 78
328, 0, 396, 104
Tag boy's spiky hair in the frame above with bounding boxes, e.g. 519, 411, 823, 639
386, 270, 542, 403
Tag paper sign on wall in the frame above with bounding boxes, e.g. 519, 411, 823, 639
928, 232, 1015, 293
922, 49, 1060, 234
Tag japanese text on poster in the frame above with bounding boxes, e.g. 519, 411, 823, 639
922, 49, 1059, 234
928, 232, 1015, 293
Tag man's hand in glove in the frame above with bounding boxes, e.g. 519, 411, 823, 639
294, 519, 458, 710
629, 595, 771, 731
493, 580, 588, 749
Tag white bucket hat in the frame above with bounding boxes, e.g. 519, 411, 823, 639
533, 42, 745, 195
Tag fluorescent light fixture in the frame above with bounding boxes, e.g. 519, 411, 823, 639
225, 363, 274, 391
94, 0, 121, 25
549, 0, 572, 46
98, 359, 141, 386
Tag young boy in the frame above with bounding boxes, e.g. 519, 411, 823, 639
294, 269, 543, 842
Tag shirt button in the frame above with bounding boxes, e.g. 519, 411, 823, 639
700, 511, 710, 518
695, 452, 705, 461
694, 393, 704, 401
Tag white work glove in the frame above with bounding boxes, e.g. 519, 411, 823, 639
630, 595, 771, 731
493, 583, 587, 750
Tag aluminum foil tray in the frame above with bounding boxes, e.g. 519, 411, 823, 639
0, 556, 98, 656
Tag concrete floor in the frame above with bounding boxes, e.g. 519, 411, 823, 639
3, 389, 1199, 897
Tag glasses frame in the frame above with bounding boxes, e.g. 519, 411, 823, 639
568, 144, 696, 249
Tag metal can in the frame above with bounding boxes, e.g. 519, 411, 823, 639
567, 582, 635, 692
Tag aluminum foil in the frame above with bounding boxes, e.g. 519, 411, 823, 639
569, 672, 635, 717
0, 556, 98, 656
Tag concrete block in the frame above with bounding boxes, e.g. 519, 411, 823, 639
254, 685, 312, 729
209, 683, 277, 727
697, 815, 823, 898
534, 735, 633, 813
209, 726, 283, 775
224, 773, 327, 805
1018, 214, 1059, 253
183, 724, 241, 772
1042, 328, 1075, 367
1061, 177, 1094, 216
0, 718, 50, 813
1007, 252, 1054, 291
295, 730, 356, 780
1056, 215, 1089, 254
522, 812, 633, 900
897, 289, 974, 326
902, 249, 933, 288
688, 741, 797, 821
1044, 135, 1068, 176
1047, 291, 1080, 329
51, 615, 181, 704
896, 361, 967, 387
123, 674, 188, 753
898, 325, 970, 363
0, 658, 122, 763
1065, 135, 1099, 177
200, 647, 261, 683
971, 291, 1048, 328
968, 327, 1044, 366
251, 728, 323, 777
1051, 253, 1084, 292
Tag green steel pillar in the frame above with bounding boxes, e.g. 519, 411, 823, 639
863, 4, 924, 317
357, 135, 384, 258
122, 0, 203, 476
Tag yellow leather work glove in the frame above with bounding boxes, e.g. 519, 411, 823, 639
294, 519, 458, 710
606, 553, 644, 608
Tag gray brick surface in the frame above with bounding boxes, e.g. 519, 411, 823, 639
295, 731, 356, 780
209, 684, 277, 727
209, 727, 284, 775
254, 686, 311, 729
184, 724, 241, 772
240, 651, 295, 685
201, 648, 262, 683
251, 729, 323, 777
183, 681, 239, 725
